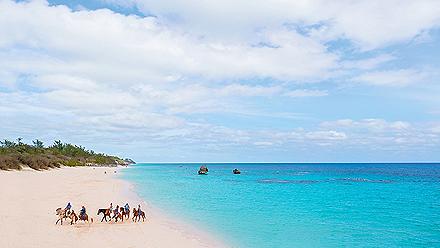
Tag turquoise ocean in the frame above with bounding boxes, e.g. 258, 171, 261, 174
121, 163, 440, 247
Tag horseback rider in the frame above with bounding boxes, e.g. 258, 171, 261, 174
65, 202, 72, 212
137, 204, 142, 214
109, 203, 113, 212
114, 205, 119, 216
124, 203, 130, 212
80, 206, 86, 218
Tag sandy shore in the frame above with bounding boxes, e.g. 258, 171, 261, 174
0, 167, 226, 248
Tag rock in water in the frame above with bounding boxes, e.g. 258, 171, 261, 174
198, 165, 208, 175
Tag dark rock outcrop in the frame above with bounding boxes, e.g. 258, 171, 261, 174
124, 158, 136, 165
198, 165, 208, 175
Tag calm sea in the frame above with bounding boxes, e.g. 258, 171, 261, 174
121, 163, 440, 248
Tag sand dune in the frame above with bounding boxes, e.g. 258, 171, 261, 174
0, 167, 226, 248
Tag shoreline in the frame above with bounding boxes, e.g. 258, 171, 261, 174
0, 166, 227, 248
116, 166, 228, 247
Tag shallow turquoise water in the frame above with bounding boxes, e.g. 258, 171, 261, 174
121, 163, 440, 247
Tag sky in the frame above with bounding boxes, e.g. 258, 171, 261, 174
1, 0, 440, 162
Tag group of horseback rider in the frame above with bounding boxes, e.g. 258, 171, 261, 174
63, 202, 87, 220
59, 201, 146, 224
64, 202, 86, 217
107, 202, 141, 219
64, 202, 85, 216
109, 202, 129, 214
58, 201, 144, 225
55, 202, 92, 225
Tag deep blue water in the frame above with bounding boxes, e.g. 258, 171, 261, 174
121, 163, 440, 248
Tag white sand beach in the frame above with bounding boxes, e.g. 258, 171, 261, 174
0, 167, 226, 248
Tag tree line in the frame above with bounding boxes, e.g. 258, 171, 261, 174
0, 138, 126, 170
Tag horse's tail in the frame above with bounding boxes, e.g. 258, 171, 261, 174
91, 217, 94, 223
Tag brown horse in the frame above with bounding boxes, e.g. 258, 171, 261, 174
132, 208, 146, 222
120, 207, 130, 221
97, 208, 112, 222
68, 210, 78, 225
78, 212, 93, 224
112, 208, 123, 223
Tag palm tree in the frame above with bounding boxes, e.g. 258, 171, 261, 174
52, 140, 64, 151
0, 139, 15, 148
32, 139, 44, 149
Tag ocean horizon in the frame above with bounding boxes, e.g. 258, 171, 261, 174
122, 162, 440, 248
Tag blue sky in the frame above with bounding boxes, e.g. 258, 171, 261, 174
1, 0, 440, 162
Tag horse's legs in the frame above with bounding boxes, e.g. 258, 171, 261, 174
101, 215, 106, 222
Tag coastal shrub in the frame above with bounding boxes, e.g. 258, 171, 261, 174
0, 138, 126, 170
63, 159, 84, 167
0, 155, 21, 170
17, 154, 51, 170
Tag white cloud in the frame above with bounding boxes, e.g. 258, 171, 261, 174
342, 54, 396, 70
115, 0, 440, 49
1, 1, 440, 161
316, 118, 438, 149
253, 141, 274, 147
0, 0, 338, 84
218, 84, 282, 97
352, 69, 427, 87
305, 130, 347, 140
284, 89, 328, 98
0, 0, 343, 124
321, 119, 411, 131
431, 125, 440, 134
0, 0, 342, 131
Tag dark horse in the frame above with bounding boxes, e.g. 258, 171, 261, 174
111, 206, 123, 222
97, 208, 112, 222
120, 207, 130, 221
132, 208, 146, 222
69, 210, 78, 225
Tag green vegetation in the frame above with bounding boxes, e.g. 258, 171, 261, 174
0, 138, 129, 170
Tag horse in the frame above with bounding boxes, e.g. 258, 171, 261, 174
112, 208, 123, 223
97, 208, 112, 222
120, 206, 130, 221
68, 210, 78, 225
132, 208, 146, 222
77, 212, 93, 224
55, 208, 67, 225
